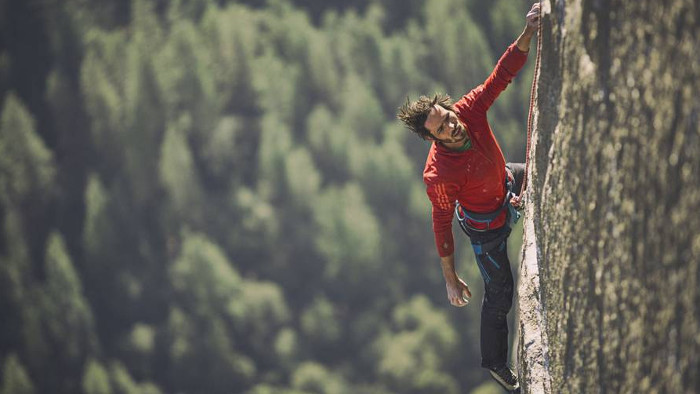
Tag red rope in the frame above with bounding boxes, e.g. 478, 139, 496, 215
512, 3, 542, 209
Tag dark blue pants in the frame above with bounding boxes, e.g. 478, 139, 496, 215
463, 163, 524, 369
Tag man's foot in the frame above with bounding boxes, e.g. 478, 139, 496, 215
489, 365, 519, 391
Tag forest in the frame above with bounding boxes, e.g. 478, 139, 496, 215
0, 0, 535, 392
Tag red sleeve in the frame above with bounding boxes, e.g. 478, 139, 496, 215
471, 42, 529, 114
426, 182, 458, 257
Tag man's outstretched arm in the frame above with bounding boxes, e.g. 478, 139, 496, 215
470, 3, 540, 113
426, 182, 472, 307
516, 3, 541, 52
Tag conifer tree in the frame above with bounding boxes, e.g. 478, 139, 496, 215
0, 354, 35, 394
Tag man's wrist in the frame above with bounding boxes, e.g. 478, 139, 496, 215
442, 270, 458, 284
516, 30, 534, 52
521, 29, 535, 41
440, 255, 458, 283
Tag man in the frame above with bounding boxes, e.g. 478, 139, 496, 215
397, 3, 540, 391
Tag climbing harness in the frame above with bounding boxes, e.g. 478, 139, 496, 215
511, 1, 543, 209
454, 173, 521, 235
455, 179, 515, 282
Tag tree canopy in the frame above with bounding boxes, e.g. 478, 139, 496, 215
0, 0, 531, 392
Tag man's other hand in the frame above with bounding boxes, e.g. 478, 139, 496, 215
446, 277, 472, 307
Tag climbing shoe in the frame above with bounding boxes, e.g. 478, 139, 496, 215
489, 365, 519, 391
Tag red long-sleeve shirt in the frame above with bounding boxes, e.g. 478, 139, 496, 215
423, 42, 528, 257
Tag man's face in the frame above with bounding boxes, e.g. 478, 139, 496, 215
424, 105, 468, 144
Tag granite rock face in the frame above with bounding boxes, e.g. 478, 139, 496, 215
518, 0, 700, 392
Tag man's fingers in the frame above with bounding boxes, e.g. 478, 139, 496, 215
450, 296, 467, 307
463, 288, 472, 299
529, 3, 541, 16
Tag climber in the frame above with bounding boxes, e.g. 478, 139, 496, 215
396, 2, 540, 392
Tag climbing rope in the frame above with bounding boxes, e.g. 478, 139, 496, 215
512, 2, 543, 209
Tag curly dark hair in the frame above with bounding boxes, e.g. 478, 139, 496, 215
396, 93, 455, 140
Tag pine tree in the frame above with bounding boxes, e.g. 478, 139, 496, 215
0, 93, 54, 204
82, 359, 112, 394
0, 354, 35, 394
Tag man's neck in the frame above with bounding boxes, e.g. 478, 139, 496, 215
442, 136, 472, 151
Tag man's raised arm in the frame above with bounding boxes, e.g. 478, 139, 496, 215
472, 3, 541, 113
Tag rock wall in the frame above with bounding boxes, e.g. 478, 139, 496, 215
518, 0, 700, 392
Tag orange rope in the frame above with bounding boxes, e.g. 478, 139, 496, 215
513, 3, 542, 209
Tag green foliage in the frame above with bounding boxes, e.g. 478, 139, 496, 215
164, 305, 255, 392
42, 232, 97, 362
260, 0, 314, 62
0, 354, 35, 394
170, 232, 242, 317
349, 123, 415, 210
313, 183, 381, 290
131, 0, 163, 45
326, 6, 384, 95
0, 93, 54, 204
129, 323, 156, 355
375, 295, 460, 394
300, 296, 341, 347
109, 362, 140, 394
154, 19, 216, 130
82, 359, 113, 394
469, 381, 503, 394
200, 5, 259, 114
159, 123, 204, 225
83, 173, 113, 260
247, 384, 307, 394
284, 147, 322, 208
138, 383, 162, 394
256, 113, 293, 197
274, 328, 301, 367
230, 280, 291, 364
424, 0, 493, 94
306, 104, 352, 180
200, 116, 240, 184
0, 209, 31, 306
376, 31, 432, 112
231, 186, 278, 252
488, 0, 528, 51
252, 52, 300, 128
339, 73, 385, 141
0, 53, 9, 98
291, 362, 348, 394
165, 0, 213, 22
1, 0, 533, 392
303, 30, 341, 107
80, 30, 128, 159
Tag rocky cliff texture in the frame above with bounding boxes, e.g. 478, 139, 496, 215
518, 0, 699, 392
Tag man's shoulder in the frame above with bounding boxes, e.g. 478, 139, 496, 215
455, 86, 488, 117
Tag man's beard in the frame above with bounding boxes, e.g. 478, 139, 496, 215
450, 124, 467, 142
